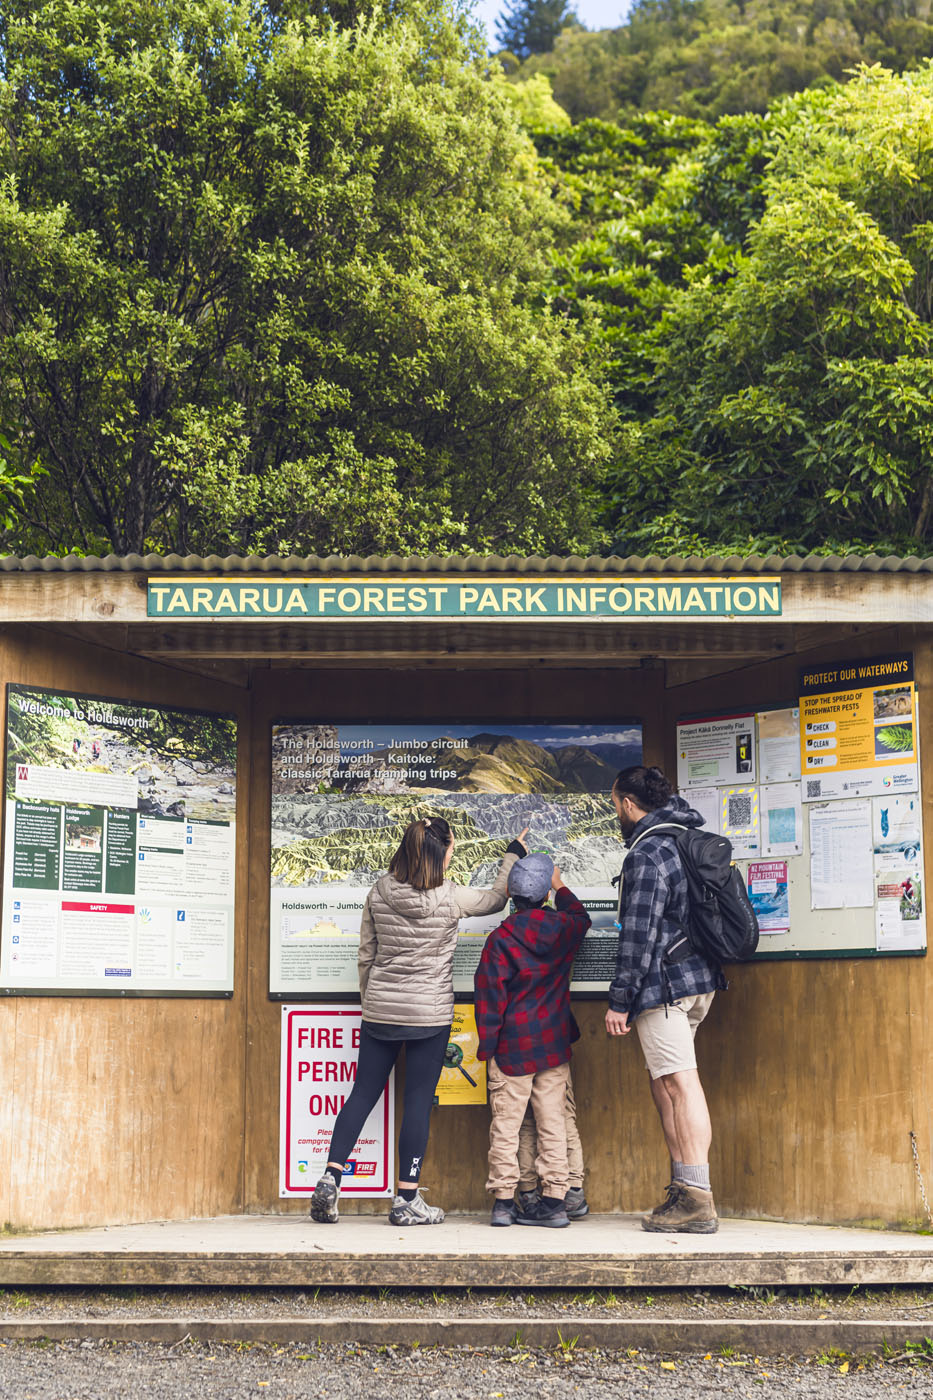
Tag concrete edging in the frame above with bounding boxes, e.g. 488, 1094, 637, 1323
0, 1317, 931, 1354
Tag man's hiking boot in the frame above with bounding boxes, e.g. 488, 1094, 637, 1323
309, 1174, 340, 1224
388, 1190, 445, 1225
648, 1182, 677, 1217
515, 1196, 570, 1228
641, 1181, 718, 1234
564, 1186, 589, 1219
491, 1198, 518, 1227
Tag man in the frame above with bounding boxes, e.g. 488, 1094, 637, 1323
606, 764, 726, 1233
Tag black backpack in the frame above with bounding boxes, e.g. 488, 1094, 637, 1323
625, 822, 760, 964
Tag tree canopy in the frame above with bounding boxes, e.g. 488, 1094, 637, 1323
515, 0, 933, 121
0, 0, 616, 557
496, 0, 578, 61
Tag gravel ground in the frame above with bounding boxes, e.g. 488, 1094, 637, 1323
1, 1340, 933, 1399
2, 1285, 933, 1322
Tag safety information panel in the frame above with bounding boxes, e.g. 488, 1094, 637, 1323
1, 685, 237, 994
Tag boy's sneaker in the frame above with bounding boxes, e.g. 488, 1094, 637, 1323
517, 1188, 539, 1216
641, 1182, 718, 1234
515, 1196, 570, 1228
309, 1174, 340, 1223
564, 1186, 589, 1219
491, 1198, 517, 1227
388, 1190, 445, 1226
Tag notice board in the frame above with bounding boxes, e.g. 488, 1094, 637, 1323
1, 685, 237, 994
676, 652, 925, 961
269, 720, 641, 998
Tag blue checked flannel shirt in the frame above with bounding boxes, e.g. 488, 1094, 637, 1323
609, 795, 725, 1020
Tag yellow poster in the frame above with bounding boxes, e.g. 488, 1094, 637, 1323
435, 1004, 486, 1105
799, 653, 918, 802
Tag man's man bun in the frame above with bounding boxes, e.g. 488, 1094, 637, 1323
612, 764, 672, 812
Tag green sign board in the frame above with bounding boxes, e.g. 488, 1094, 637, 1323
148, 576, 782, 621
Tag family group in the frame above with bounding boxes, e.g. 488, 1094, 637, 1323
309, 765, 725, 1235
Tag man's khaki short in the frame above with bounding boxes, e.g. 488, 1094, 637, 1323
635, 992, 715, 1080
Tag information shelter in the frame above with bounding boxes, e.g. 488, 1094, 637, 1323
0, 554, 930, 1233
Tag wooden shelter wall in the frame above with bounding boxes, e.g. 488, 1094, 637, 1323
0, 627, 249, 1231
663, 626, 933, 1226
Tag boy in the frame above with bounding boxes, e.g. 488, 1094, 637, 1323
474, 852, 591, 1228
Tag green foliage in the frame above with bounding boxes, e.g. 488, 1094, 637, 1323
594, 65, 933, 556
0, 0, 616, 557
515, 0, 933, 121
495, 0, 578, 62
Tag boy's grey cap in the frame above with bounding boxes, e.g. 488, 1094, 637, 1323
508, 852, 554, 902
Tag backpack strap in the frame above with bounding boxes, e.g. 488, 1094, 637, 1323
615, 822, 688, 927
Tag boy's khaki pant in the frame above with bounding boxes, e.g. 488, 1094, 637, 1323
486, 1058, 570, 1198
518, 1066, 584, 1191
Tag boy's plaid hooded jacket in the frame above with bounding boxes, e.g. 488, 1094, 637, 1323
610, 794, 725, 1020
474, 886, 591, 1076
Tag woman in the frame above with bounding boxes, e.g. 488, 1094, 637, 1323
310, 815, 526, 1226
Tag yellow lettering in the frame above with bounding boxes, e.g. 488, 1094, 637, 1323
566, 587, 587, 612
338, 588, 361, 613
262, 586, 283, 612
609, 587, 632, 612
190, 586, 213, 613
213, 587, 237, 613
657, 586, 683, 612
317, 586, 336, 612
239, 587, 261, 614
385, 586, 405, 612
733, 586, 758, 613
683, 587, 707, 612
363, 587, 385, 613
408, 586, 427, 612
149, 585, 171, 613
501, 586, 523, 612
168, 587, 191, 613
477, 587, 501, 612
588, 586, 607, 610
633, 586, 656, 612
525, 586, 546, 612
759, 584, 781, 614
460, 586, 479, 610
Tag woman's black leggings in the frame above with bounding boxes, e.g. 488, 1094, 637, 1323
327, 1023, 450, 1184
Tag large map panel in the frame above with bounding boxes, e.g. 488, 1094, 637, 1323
269, 723, 641, 997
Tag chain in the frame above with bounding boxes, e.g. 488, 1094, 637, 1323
910, 1131, 933, 1228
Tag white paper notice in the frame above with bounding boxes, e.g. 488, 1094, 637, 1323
676, 715, 756, 788
874, 863, 925, 951
761, 782, 803, 857
720, 785, 760, 858
757, 708, 801, 783
809, 801, 873, 909
689, 786, 723, 836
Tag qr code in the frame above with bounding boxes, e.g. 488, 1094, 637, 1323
727, 793, 753, 827
806, 780, 822, 798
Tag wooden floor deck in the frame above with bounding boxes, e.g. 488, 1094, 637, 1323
0, 1213, 931, 1288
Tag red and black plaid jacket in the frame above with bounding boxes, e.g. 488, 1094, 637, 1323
474, 886, 591, 1076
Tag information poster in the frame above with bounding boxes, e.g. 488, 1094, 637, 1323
809, 800, 873, 910
270, 722, 640, 997
747, 861, 790, 935
757, 708, 801, 783
279, 1005, 394, 1197
435, 1004, 486, 1105
874, 869, 924, 952
799, 654, 918, 802
720, 785, 760, 859
2, 685, 237, 994
677, 714, 756, 789
761, 782, 803, 858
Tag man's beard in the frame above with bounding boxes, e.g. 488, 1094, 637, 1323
617, 813, 636, 839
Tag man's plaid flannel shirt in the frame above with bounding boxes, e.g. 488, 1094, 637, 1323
474, 886, 591, 1076
609, 798, 724, 1021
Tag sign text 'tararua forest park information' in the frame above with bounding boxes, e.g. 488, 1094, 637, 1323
148, 576, 782, 621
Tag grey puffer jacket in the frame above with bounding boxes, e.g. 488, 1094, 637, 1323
358, 852, 519, 1028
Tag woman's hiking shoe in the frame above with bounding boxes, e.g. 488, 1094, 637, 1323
641, 1182, 718, 1234
491, 1198, 518, 1227
309, 1174, 340, 1224
515, 1196, 570, 1228
388, 1190, 445, 1225
564, 1187, 589, 1219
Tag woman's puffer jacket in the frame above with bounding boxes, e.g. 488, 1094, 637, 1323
358, 852, 519, 1027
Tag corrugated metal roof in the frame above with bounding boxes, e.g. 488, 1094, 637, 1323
1, 552, 932, 574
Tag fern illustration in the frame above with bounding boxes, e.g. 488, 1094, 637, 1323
876, 725, 914, 752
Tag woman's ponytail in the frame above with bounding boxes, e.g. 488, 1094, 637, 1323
388, 816, 453, 889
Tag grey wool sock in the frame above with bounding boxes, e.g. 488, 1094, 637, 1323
679, 1162, 711, 1191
